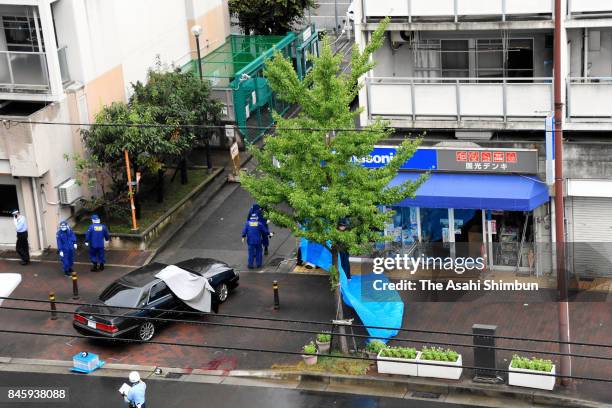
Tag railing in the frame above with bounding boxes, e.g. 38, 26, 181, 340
362, 0, 553, 21
568, 77, 612, 118
568, 0, 612, 16
366, 77, 553, 122
0, 51, 50, 94
57, 46, 71, 85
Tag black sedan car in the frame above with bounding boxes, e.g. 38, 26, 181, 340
73, 258, 238, 341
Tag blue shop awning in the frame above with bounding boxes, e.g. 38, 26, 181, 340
390, 173, 549, 211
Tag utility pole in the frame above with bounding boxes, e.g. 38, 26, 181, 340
192, 25, 213, 173
554, 0, 571, 386
124, 150, 138, 231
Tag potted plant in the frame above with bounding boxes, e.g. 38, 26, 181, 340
508, 355, 556, 391
376, 346, 420, 376
364, 340, 387, 359
417, 346, 462, 380
301, 341, 318, 366
316, 332, 332, 353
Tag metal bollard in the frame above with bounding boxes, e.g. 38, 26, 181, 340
272, 280, 280, 310
71, 271, 79, 300
49, 292, 57, 320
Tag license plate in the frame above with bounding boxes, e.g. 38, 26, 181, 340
87, 320, 96, 329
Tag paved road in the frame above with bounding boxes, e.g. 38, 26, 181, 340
0, 371, 478, 408
154, 182, 296, 272
0, 258, 338, 370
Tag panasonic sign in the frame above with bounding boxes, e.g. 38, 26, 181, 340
352, 147, 438, 170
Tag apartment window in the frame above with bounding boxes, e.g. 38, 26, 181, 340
441, 40, 469, 78
0, 185, 19, 217
476, 38, 534, 79
507, 39, 534, 78
476, 39, 504, 78
2, 15, 45, 52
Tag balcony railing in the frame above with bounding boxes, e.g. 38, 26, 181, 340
568, 0, 612, 16
0, 51, 50, 94
362, 0, 553, 21
568, 78, 612, 118
366, 77, 553, 122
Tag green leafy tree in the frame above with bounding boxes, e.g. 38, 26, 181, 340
241, 19, 425, 352
131, 61, 223, 188
81, 101, 180, 218
229, 0, 317, 35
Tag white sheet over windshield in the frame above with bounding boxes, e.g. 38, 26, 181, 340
155, 265, 215, 313
0, 273, 21, 306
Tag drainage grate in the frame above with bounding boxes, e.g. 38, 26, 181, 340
267, 257, 284, 267
579, 277, 595, 282
165, 372, 183, 379
411, 392, 441, 399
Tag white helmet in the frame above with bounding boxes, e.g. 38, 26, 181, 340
129, 371, 140, 383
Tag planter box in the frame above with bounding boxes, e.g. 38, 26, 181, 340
302, 354, 318, 366
508, 364, 556, 391
316, 340, 330, 353
376, 351, 420, 376
417, 354, 462, 380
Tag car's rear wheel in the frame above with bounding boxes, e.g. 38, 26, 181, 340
216, 283, 229, 303
137, 321, 155, 341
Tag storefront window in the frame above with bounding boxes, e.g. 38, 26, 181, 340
420, 208, 451, 258
490, 211, 534, 269
454, 209, 483, 258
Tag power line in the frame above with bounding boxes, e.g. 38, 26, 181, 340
0, 327, 610, 384
4, 304, 611, 362
2, 118, 547, 134
3, 296, 612, 351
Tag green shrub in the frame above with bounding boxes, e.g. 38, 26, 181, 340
302, 341, 317, 354
510, 355, 553, 372
420, 347, 459, 362
379, 347, 417, 359
317, 332, 331, 343
365, 340, 387, 354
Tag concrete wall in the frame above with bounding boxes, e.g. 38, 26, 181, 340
49, 0, 229, 119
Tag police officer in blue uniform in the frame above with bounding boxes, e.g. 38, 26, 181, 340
56, 221, 77, 276
242, 214, 269, 269
85, 214, 110, 271
247, 204, 272, 255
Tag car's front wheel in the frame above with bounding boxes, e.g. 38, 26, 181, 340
136, 321, 155, 341
216, 283, 229, 303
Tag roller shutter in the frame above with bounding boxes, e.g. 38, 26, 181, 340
570, 197, 612, 277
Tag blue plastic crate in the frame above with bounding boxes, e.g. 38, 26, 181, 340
71, 352, 105, 373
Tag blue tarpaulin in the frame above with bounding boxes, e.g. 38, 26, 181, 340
300, 239, 404, 342
389, 172, 549, 211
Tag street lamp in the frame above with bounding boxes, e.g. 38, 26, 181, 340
191, 24, 212, 171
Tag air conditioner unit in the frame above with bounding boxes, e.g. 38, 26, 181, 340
390, 31, 414, 43
58, 179, 82, 205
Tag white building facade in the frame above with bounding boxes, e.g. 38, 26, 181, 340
354, 0, 612, 277
0, 0, 230, 251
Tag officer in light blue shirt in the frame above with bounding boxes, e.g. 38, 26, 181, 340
124, 371, 146, 408
12, 210, 29, 265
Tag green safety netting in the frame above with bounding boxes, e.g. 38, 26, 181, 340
182, 27, 318, 144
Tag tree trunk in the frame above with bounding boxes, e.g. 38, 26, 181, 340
332, 246, 349, 354
180, 158, 188, 185
157, 169, 164, 203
